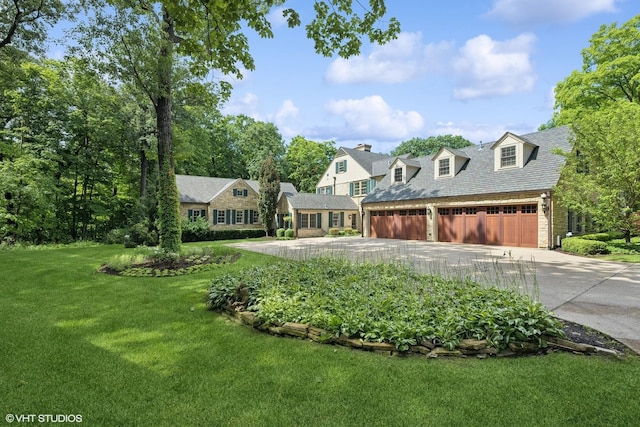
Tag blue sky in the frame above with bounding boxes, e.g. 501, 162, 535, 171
218, 0, 638, 153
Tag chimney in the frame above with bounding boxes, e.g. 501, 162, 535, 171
355, 143, 372, 152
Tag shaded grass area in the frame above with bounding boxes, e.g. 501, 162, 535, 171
2, 243, 640, 426
602, 237, 640, 262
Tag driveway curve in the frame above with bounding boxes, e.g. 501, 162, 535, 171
231, 236, 640, 354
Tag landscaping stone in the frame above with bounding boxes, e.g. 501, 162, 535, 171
362, 341, 396, 352
238, 311, 260, 327
458, 339, 488, 350
428, 348, 465, 358
336, 335, 363, 348
281, 322, 308, 338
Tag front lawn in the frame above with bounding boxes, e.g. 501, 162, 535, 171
2, 243, 640, 426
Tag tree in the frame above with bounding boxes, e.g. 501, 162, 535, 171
0, 0, 65, 52
77, 0, 399, 252
237, 120, 286, 180
554, 15, 640, 124
391, 135, 473, 157
553, 14, 640, 242
555, 103, 640, 242
257, 154, 280, 237
284, 136, 336, 193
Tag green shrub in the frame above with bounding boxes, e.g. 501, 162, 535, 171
181, 217, 210, 242
276, 228, 286, 238
562, 237, 610, 255
579, 233, 613, 242
126, 222, 158, 247
207, 257, 565, 351
328, 228, 341, 236
105, 228, 127, 244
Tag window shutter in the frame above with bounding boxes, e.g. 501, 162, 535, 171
213, 209, 218, 225
231, 210, 236, 225
328, 211, 333, 227
339, 212, 344, 227
316, 188, 320, 194
349, 182, 354, 196
369, 178, 376, 191
297, 212, 302, 229
249, 210, 254, 224
201, 209, 206, 219
317, 213, 322, 229
188, 209, 193, 221
244, 210, 249, 224
343, 159, 347, 172
233, 189, 237, 196
328, 186, 333, 195
226, 209, 231, 225
243, 189, 248, 197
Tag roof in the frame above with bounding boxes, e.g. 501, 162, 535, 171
176, 175, 297, 203
337, 147, 395, 175
282, 193, 359, 210
363, 126, 572, 204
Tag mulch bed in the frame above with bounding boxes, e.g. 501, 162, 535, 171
559, 319, 631, 354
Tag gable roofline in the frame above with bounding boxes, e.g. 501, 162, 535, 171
176, 175, 297, 204
431, 147, 471, 160
490, 131, 538, 150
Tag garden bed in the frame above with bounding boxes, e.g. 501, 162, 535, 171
206, 257, 618, 357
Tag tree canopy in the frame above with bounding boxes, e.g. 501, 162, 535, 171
284, 136, 336, 193
554, 14, 640, 241
391, 135, 473, 157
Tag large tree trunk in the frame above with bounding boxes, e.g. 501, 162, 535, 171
155, 8, 181, 252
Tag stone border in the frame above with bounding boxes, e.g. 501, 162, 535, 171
221, 307, 624, 359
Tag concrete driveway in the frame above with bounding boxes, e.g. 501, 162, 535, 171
231, 236, 640, 354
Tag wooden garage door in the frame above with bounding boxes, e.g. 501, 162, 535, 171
438, 205, 538, 247
370, 209, 427, 240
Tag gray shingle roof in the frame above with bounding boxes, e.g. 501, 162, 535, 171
176, 175, 297, 203
283, 193, 359, 210
338, 147, 395, 175
363, 126, 572, 204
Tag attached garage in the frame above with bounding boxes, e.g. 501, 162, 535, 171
370, 209, 427, 240
437, 205, 538, 248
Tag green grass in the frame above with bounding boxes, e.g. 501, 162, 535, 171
2, 243, 640, 426
601, 237, 640, 262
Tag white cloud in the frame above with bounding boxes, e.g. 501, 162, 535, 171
314, 95, 424, 141
221, 92, 261, 118
267, 6, 288, 28
432, 121, 538, 144
269, 100, 300, 140
325, 32, 454, 84
485, 0, 618, 25
452, 33, 537, 100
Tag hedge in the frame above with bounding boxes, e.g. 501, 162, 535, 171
562, 237, 610, 255
182, 228, 265, 243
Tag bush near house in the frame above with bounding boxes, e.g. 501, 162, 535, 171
562, 237, 610, 255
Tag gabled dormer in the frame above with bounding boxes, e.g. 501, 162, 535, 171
490, 132, 538, 171
431, 148, 469, 179
389, 158, 421, 184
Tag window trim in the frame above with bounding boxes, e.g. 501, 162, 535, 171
500, 145, 517, 168
438, 158, 451, 177
394, 167, 403, 182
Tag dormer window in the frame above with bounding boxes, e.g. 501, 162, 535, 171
394, 167, 403, 182
438, 158, 450, 177
500, 146, 517, 168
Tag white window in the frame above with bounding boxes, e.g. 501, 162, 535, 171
299, 213, 319, 229
337, 160, 346, 173
394, 167, 403, 182
253, 211, 260, 224
236, 210, 244, 224
438, 158, 450, 176
217, 210, 226, 224
317, 186, 332, 195
332, 212, 340, 227
501, 146, 517, 168
353, 180, 368, 196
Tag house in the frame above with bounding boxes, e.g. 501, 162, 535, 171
176, 175, 297, 229
277, 192, 359, 237
315, 143, 406, 231
361, 126, 573, 248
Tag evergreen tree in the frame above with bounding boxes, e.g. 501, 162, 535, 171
257, 155, 280, 237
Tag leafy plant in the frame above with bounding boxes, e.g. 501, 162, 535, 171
207, 257, 565, 351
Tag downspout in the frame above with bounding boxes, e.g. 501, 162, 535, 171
548, 191, 553, 250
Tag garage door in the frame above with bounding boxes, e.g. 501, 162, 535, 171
370, 209, 427, 240
437, 205, 538, 247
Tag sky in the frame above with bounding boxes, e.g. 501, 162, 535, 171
216, 0, 638, 153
